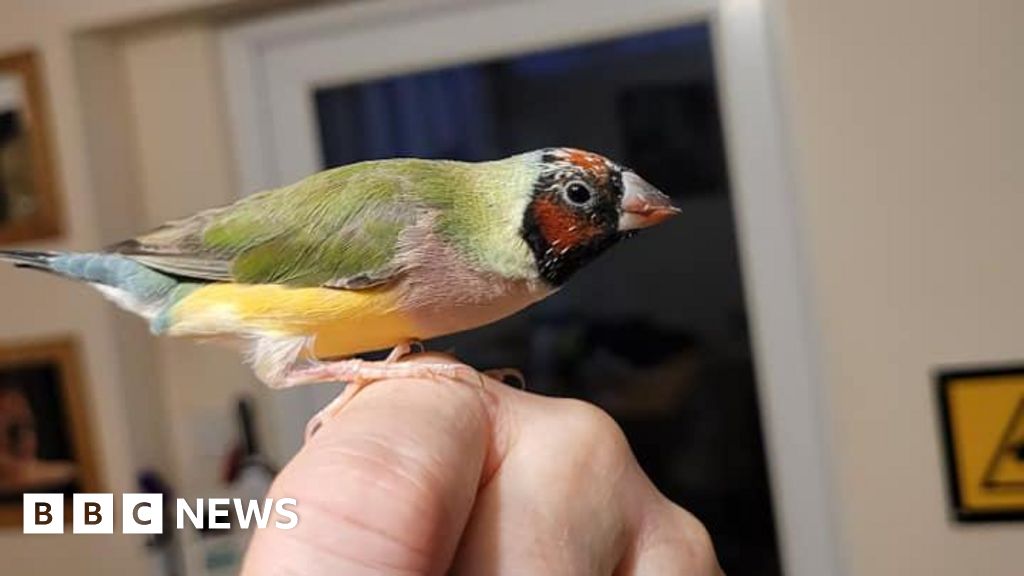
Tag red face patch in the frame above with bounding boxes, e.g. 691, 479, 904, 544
532, 195, 603, 252
564, 149, 610, 182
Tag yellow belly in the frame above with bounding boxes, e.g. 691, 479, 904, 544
168, 283, 422, 358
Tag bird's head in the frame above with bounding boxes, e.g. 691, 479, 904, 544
521, 147, 679, 286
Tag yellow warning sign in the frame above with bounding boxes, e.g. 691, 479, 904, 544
938, 367, 1024, 521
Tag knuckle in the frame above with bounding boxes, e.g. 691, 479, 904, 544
663, 503, 720, 573
553, 398, 628, 450
533, 398, 634, 483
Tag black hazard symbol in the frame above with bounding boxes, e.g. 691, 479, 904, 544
981, 396, 1024, 491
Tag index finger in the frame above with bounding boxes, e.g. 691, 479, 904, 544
242, 356, 500, 576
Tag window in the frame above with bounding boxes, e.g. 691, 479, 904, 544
312, 24, 779, 575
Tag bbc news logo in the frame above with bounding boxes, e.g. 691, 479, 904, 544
23, 493, 298, 534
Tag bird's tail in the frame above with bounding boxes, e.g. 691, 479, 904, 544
1, 249, 178, 292
0, 249, 63, 274
1, 248, 178, 291
1, 249, 183, 326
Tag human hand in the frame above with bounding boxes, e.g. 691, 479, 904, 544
243, 354, 722, 575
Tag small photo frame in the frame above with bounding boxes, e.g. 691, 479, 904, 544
0, 338, 99, 527
0, 50, 61, 245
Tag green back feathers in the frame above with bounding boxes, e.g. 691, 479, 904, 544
202, 164, 413, 286
111, 154, 542, 288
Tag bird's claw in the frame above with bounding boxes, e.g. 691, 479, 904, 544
485, 368, 527, 389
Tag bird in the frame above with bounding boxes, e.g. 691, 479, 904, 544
0, 148, 678, 436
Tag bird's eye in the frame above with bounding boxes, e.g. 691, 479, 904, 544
564, 182, 593, 206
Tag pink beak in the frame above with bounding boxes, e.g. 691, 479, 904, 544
618, 171, 680, 231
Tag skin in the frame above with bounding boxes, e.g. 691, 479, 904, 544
243, 354, 723, 576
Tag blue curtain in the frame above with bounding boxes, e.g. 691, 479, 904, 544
318, 67, 497, 166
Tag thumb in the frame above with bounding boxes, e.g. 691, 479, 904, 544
242, 357, 496, 576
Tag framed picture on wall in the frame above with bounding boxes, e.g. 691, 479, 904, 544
0, 50, 62, 245
0, 338, 100, 527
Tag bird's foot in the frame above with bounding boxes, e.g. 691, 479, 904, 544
484, 368, 527, 389
304, 381, 363, 441
295, 341, 476, 440
285, 340, 424, 386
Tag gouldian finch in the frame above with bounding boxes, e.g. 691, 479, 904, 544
1, 148, 677, 434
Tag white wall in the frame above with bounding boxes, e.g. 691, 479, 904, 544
0, 1, 246, 573
776, 0, 1024, 574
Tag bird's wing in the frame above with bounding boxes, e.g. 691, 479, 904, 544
108, 163, 419, 289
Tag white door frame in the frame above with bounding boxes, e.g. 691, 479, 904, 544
220, 1, 842, 574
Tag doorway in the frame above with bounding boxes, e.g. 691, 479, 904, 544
315, 24, 776, 573
220, 2, 839, 574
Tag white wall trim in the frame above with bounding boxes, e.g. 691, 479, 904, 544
714, 1, 844, 574
219, 1, 842, 574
